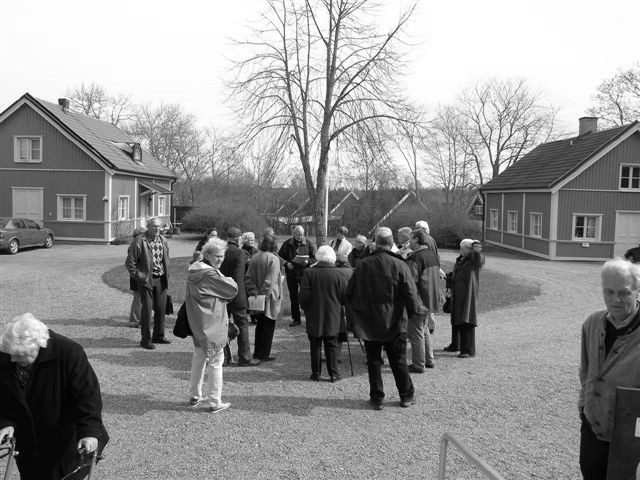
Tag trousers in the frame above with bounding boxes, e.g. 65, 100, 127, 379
407, 313, 435, 368
364, 334, 414, 402
190, 346, 224, 407
140, 276, 167, 342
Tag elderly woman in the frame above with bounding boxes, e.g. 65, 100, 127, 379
445, 239, 484, 358
186, 237, 238, 413
299, 246, 351, 382
246, 234, 283, 361
348, 234, 369, 268
0, 313, 109, 480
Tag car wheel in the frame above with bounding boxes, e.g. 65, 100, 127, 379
44, 235, 54, 249
8, 239, 19, 255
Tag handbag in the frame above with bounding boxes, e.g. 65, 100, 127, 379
247, 295, 267, 312
172, 302, 192, 338
165, 294, 174, 315
442, 296, 451, 314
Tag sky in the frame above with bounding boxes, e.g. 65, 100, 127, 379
1, 0, 639, 137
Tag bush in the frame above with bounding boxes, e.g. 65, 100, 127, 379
428, 205, 482, 248
181, 196, 267, 237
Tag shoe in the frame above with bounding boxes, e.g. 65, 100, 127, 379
152, 337, 171, 344
260, 356, 276, 362
309, 374, 320, 382
140, 341, 156, 350
188, 396, 202, 407
289, 321, 301, 327
208, 402, 231, 413
443, 344, 459, 352
425, 363, 435, 369
329, 375, 341, 383
400, 396, 416, 408
458, 353, 475, 358
408, 364, 424, 374
238, 359, 261, 367
128, 322, 140, 328
369, 399, 384, 410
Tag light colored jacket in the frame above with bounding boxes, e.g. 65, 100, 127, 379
245, 251, 283, 320
331, 238, 353, 257
579, 308, 640, 441
185, 261, 238, 354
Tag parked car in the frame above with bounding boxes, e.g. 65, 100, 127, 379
625, 245, 640, 263
0, 217, 54, 254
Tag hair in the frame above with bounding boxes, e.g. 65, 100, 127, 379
354, 234, 367, 245
203, 227, 217, 238
0, 313, 50, 356
602, 258, 640, 289
460, 238, 474, 250
293, 225, 304, 234
415, 220, 430, 234
242, 232, 255, 243
316, 245, 337, 264
258, 234, 275, 252
411, 228, 428, 245
375, 227, 394, 248
398, 226, 412, 236
201, 237, 228, 258
338, 226, 348, 235
147, 216, 161, 226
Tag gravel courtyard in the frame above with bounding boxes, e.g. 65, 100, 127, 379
0, 237, 604, 479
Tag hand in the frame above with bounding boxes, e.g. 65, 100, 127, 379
0, 426, 14, 444
439, 268, 446, 279
286, 262, 293, 270
77, 437, 98, 453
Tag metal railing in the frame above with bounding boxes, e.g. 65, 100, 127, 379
439, 432, 506, 480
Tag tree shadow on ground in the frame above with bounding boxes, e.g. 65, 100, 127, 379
46, 317, 123, 328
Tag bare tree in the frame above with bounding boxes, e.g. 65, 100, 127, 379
457, 78, 558, 182
587, 63, 640, 127
64, 83, 133, 126
389, 110, 427, 197
230, 0, 418, 245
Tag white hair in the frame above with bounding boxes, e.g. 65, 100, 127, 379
460, 238, 474, 250
355, 235, 367, 245
242, 232, 255, 242
316, 245, 336, 264
415, 220, 430, 234
375, 227, 394, 248
602, 258, 640, 289
201, 237, 228, 258
0, 313, 50, 356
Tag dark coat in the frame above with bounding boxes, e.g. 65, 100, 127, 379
406, 245, 441, 312
346, 248, 424, 342
347, 246, 368, 268
299, 263, 350, 338
220, 240, 248, 310
450, 251, 484, 326
0, 331, 109, 480
278, 236, 316, 280
125, 233, 170, 287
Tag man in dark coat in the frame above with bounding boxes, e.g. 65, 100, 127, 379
347, 235, 369, 268
299, 246, 350, 382
220, 227, 259, 367
346, 227, 426, 410
278, 225, 316, 327
0, 313, 109, 480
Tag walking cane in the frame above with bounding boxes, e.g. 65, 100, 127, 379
346, 335, 354, 376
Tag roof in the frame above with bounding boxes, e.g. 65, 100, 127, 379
481, 122, 637, 191
5, 93, 175, 180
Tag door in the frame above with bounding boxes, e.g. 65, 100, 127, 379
614, 212, 640, 257
12, 188, 43, 222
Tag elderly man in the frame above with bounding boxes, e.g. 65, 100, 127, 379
0, 313, 109, 480
396, 226, 413, 260
221, 226, 259, 367
347, 227, 426, 410
278, 225, 316, 327
330, 226, 353, 257
126, 216, 171, 349
299, 246, 351, 382
348, 234, 369, 268
579, 259, 640, 479
415, 220, 439, 258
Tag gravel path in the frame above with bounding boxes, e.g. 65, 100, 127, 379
0, 239, 603, 479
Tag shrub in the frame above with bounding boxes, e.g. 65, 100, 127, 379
428, 205, 482, 248
181, 196, 267, 237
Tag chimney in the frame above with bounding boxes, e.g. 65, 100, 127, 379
578, 117, 598, 136
58, 98, 70, 112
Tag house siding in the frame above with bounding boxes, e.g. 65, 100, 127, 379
524, 237, 549, 255
484, 193, 502, 231
556, 241, 612, 259
502, 232, 521, 248
485, 229, 502, 243
523, 193, 551, 238
503, 193, 522, 234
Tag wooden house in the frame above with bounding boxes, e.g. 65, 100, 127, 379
480, 117, 640, 260
0, 93, 176, 242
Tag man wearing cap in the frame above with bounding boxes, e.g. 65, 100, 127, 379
126, 217, 171, 349
330, 226, 353, 258
278, 225, 316, 327
221, 227, 260, 366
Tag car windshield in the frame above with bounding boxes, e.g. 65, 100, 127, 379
0, 218, 10, 228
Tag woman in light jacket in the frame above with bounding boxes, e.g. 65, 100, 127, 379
186, 237, 238, 413
246, 234, 283, 361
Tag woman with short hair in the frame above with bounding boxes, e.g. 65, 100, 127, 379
186, 237, 238, 412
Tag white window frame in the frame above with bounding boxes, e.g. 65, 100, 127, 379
530, 212, 543, 238
619, 163, 640, 191
158, 195, 167, 216
13, 136, 43, 163
57, 195, 86, 221
475, 204, 483, 215
118, 196, 130, 220
489, 209, 499, 230
572, 214, 602, 241
507, 210, 518, 233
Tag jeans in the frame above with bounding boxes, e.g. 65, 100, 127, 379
309, 335, 339, 378
190, 346, 224, 407
286, 275, 302, 322
364, 334, 414, 402
407, 313, 435, 369
254, 313, 276, 359
140, 276, 167, 342
579, 417, 609, 480
224, 308, 251, 363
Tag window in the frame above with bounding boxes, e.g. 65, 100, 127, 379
118, 196, 130, 220
158, 196, 166, 216
507, 211, 518, 233
530, 213, 543, 238
57, 195, 86, 221
475, 204, 483, 215
620, 164, 640, 190
14, 137, 42, 163
24, 219, 40, 229
489, 209, 499, 230
573, 215, 601, 241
